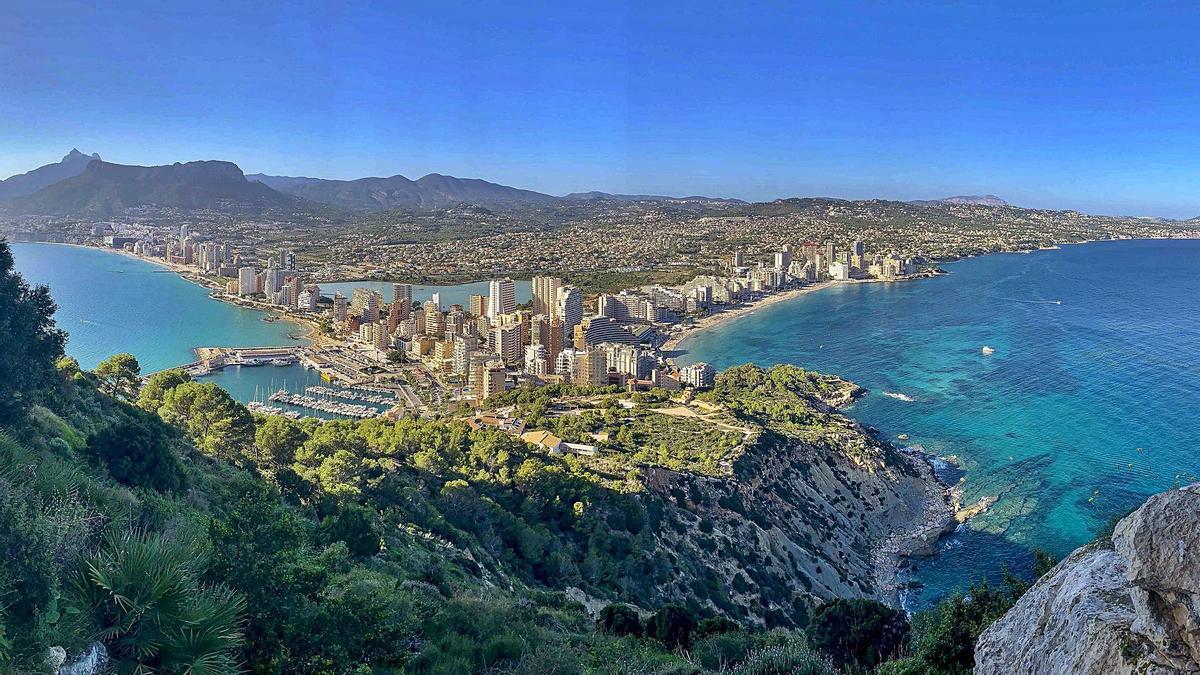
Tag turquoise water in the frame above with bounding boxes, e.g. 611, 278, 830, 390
320, 278, 531, 307
677, 239, 1200, 606
11, 243, 303, 372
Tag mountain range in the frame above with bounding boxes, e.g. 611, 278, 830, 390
246, 172, 559, 211
909, 194, 1009, 207
0, 150, 1014, 217
7, 160, 298, 216
0, 149, 100, 202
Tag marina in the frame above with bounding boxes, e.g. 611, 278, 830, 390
268, 388, 380, 419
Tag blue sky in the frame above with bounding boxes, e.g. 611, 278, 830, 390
2, 1, 1199, 217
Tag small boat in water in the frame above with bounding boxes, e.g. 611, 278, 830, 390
981, 345, 995, 355
270, 358, 291, 366
898, 433, 910, 441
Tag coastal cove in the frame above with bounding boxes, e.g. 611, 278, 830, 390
676, 239, 1200, 607
7, 243, 505, 411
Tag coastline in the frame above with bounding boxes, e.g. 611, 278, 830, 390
663, 273, 940, 356
876, 450, 958, 608
31, 242, 321, 350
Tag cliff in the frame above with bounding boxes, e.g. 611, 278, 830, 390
975, 484, 1200, 674
622, 365, 954, 623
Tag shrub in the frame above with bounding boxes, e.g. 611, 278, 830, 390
805, 598, 908, 670
597, 603, 642, 637
71, 529, 245, 673
646, 604, 697, 649
730, 637, 837, 675
86, 412, 184, 493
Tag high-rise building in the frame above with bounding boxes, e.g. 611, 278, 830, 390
287, 276, 302, 309
487, 278, 516, 318
774, 250, 792, 272
263, 268, 287, 296
467, 294, 487, 318
431, 291, 441, 311
452, 335, 478, 376
524, 344, 549, 376
547, 316, 564, 367
852, 240, 865, 257
298, 284, 320, 311
351, 288, 382, 322
802, 242, 820, 263
481, 366, 507, 399
444, 308, 465, 336
531, 276, 561, 316
574, 316, 636, 349
492, 323, 523, 366
555, 285, 583, 341
824, 241, 836, 263
731, 250, 745, 268
573, 348, 608, 386
333, 293, 349, 322
237, 266, 257, 296
424, 301, 444, 337
179, 224, 190, 245
392, 283, 412, 305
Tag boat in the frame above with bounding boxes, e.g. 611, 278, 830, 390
981, 345, 995, 355
270, 358, 291, 366
898, 433, 909, 441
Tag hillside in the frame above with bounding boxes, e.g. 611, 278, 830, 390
0, 237, 973, 673
7, 159, 302, 216
910, 195, 1009, 207
0, 149, 100, 202
563, 191, 743, 204
249, 171, 558, 211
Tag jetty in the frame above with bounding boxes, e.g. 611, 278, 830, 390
305, 385, 396, 405
269, 388, 379, 418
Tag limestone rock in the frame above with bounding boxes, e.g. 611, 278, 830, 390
975, 484, 1200, 674
58, 641, 108, 675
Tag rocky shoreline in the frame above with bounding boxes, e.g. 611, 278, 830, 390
871, 446, 958, 607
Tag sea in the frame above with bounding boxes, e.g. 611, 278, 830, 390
12, 239, 1200, 607
675, 239, 1200, 607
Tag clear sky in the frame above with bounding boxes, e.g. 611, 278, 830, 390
3, 1, 1199, 217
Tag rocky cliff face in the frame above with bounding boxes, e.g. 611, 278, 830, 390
975, 484, 1200, 674
624, 373, 955, 625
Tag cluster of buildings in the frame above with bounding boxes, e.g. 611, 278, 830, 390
327, 275, 711, 405
728, 240, 916, 289
101, 223, 914, 409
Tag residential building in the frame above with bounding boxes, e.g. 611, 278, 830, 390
531, 275, 561, 316
680, 362, 716, 389
237, 266, 257, 296
487, 277, 516, 318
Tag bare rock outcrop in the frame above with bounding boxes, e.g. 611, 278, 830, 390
975, 484, 1200, 674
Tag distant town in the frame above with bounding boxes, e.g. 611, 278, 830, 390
95, 221, 929, 419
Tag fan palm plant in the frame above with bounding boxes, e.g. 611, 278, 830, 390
72, 529, 245, 673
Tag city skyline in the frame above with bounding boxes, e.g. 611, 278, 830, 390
5, 2, 1200, 218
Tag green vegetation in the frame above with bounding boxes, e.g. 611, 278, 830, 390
0, 239, 1060, 673
0, 241, 66, 425
878, 553, 1056, 674
805, 599, 909, 671
93, 352, 141, 400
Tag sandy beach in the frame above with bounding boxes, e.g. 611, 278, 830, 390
662, 275, 935, 355
98, 244, 323, 344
